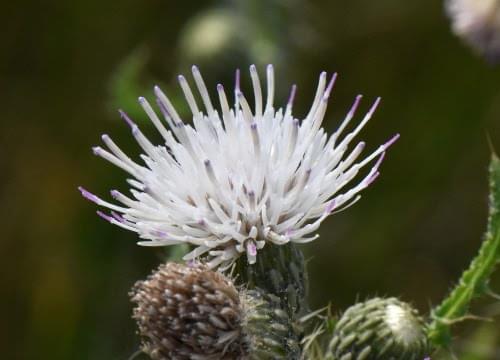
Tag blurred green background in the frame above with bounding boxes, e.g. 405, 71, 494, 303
2, 0, 500, 359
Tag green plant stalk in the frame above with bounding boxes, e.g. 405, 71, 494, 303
235, 243, 308, 359
235, 242, 308, 317
427, 154, 500, 348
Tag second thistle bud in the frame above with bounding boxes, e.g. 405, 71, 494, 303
130, 263, 242, 359
130, 262, 299, 359
328, 297, 429, 360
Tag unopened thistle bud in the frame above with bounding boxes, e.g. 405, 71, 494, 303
130, 263, 299, 359
328, 297, 429, 360
236, 242, 308, 316
242, 289, 301, 359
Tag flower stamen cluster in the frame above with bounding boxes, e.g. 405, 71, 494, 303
79, 65, 397, 269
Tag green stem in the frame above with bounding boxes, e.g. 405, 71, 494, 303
234, 243, 308, 359
427, 154, 500, 348
235, 242, 308, 316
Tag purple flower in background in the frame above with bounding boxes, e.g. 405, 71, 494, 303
447, 0, 500, 62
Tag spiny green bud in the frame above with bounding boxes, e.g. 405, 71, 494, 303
235, 243, 308, 317
130, 262, 299, 359
328, 297, 429, 360
235, 243, 306, 359
242, 289, 301, 359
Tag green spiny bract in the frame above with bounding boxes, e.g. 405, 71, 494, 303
242, 289, 301, 359
235, 243, 307, 359
235, 242, 308, 317
327, 297, 429, 360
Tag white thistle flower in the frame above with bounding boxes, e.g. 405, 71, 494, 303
79, 65, 398, 269
447, 0, 500, 62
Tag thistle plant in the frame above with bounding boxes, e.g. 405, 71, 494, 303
80, 65, 500, 359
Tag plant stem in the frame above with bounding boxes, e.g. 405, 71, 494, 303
427, 154, 500, 348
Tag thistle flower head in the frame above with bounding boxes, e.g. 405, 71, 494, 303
447, 0, 500, 62
79, 65, 397, 269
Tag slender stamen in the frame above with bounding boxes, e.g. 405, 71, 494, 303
79, 186, 99, 203
217, 83, 234, 133
234, 68, 240, 107
287, 84, 297, 109
92, 146, 136, 174
323, 73, 338, 99
265, 64, 274, 112
138, 97, 171, 141
250, 123, 260, 157
177, 75, 200, 115
204, 159, 218, 185
331, 95, 363, 145
192, 65, 215, 115
237, 92, 254, 123
326, 199, 336, 213
250, 64, 263, 118
248, 190, 256, 209
383, 133, 400, 149
154, 86, 185, 127
97, 210, 114, 223
119, 109, 136, 129
286, 84, 297, 114
306, 71, 327, 119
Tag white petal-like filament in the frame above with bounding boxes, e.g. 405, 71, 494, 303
80, 65, 398, 269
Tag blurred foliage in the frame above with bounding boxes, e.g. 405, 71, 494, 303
108, 47, 154, 120
1, 0, 500, 359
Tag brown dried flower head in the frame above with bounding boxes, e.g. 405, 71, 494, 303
130, 262, 244, 359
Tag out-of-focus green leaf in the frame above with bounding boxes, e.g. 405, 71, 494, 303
108, 47, 155, 120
